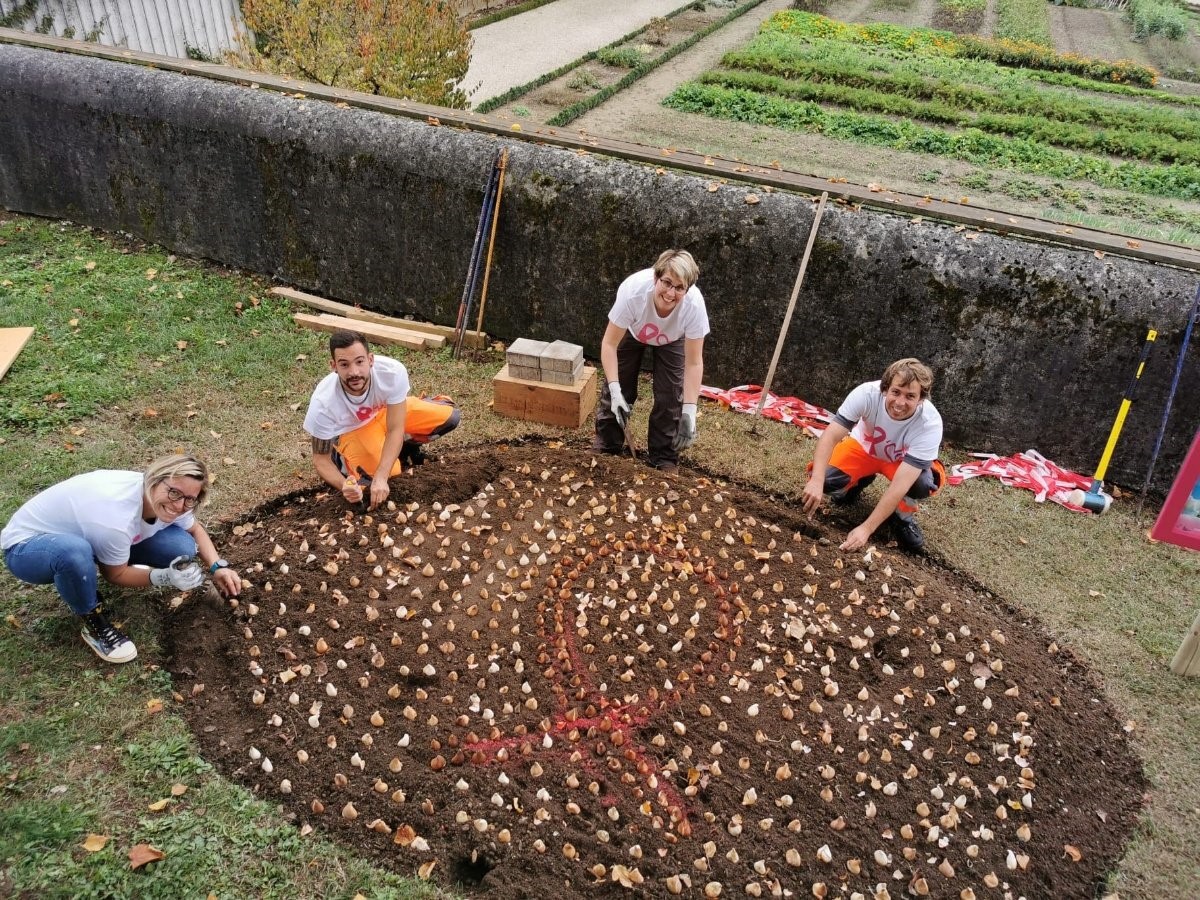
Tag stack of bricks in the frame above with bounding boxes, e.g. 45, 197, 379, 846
505, 339, 585, 385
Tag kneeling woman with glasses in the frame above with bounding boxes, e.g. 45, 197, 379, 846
2, 454, 241, 663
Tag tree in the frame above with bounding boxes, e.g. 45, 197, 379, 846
234, 0, 472, 109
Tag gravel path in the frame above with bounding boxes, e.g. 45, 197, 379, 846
465, 0, 691, 106
571, 0, 796, 137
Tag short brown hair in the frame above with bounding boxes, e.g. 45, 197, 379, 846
329, 329, 369, 357
881, 358, 933, 399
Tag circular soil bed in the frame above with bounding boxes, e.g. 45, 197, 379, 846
168, 443, 1144, 899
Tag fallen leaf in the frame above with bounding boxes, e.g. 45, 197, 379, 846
68, 318, 80, 327
210, 430, 223, 439
143, 408, 159, 418
176, 340, 188, 351
1096, 809, 1107, 823
129, 843, 165, 869
867, 182, 883, 192
960, 196, 970, 204
1063, 844, 1082, 862
418, 860, 437, 879
148, 797, 171, 812
426, 116, 441, 126
145, 268, 157, 280
170, 783, 188, 797
84, 261, 96, 271
744, 193, 761, 205
295, 353, 308, 361
393, 824, 417, 846
81, 833, 109, 852
5, 614, 20, 628
706, 182, 719, 192
1126, 240, 1141, 249
260, 421, 274, 430
1088, 589, 1102, 598
289, 402, 302, 411
146, 698, 164, 715
222, 457, 236, 465
1094, 250, 1106, 259
185, 410, 198, 419
335, 102, 350, 109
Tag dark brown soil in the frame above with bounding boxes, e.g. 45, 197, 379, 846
167, 442, 1145, 899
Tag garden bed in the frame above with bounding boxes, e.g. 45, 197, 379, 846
168, 443, 1145, 899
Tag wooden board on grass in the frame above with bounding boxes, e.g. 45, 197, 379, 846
293, 313, 444, 350
272, 287, 486, 349
493, 363, 598, 428
0, 327, 34, 381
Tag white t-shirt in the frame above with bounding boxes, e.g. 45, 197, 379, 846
303, 354, 411, 441
834, 381, 943, 467
1, 470, 195, 563
608, 268, 710, 346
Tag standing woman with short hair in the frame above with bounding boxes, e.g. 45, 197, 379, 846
594, 249, 710, 472
2, 454, 241, 663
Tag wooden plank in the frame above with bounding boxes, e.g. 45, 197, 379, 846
309, 312, 446, 349
272, 286, 486, 349
0, 327, 34, 381
492, 363, 598, 428
293, 313, 442, 350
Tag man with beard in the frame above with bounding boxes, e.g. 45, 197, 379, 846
304, 330, 459, 510
801, 358, 946, 552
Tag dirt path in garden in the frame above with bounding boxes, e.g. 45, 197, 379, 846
571, 0, 797, 137
856, 0, 936, 28
168, 442, 1145, 899
980, 0, 998, 37
1046, 5, 1152, 66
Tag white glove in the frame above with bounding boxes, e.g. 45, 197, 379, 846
150, 556, 205, 590
609, 382, 632, 428
673, 403, 698, 451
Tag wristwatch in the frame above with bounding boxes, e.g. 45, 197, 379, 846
209, 559, 229, 575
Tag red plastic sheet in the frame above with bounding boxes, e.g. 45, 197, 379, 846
699, 384, 833, 436
948, 450, 1093, 512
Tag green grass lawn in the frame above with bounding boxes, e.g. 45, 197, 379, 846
1, 212, 1199, 898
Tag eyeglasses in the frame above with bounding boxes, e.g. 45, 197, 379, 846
165, 486, 201, 509
657, 276, 688, 296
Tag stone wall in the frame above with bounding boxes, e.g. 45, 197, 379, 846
1, 43, 1197, 489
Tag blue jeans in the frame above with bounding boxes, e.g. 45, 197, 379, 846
3, 526, 197, 616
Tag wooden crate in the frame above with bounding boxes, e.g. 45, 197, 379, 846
492, 364, 598, 428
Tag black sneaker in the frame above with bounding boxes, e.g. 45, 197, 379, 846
887, 513, 925, 552
399, 441, 428, 468
80, 608, 138, 664
830, 476, 874, 506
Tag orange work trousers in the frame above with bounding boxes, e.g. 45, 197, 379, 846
823, 437, 945, 515
336, 397, 457, 479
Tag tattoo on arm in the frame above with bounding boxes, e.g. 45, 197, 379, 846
312, 437, 335, 456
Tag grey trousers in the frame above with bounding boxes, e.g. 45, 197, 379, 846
594, 330, 684, 467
